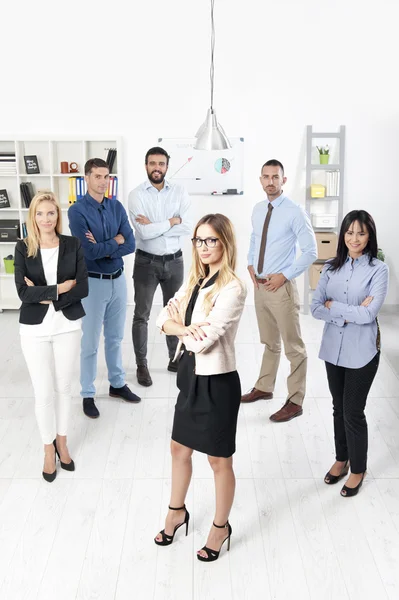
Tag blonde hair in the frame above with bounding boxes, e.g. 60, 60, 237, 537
25, 191, 62, 257
182, 213, 242, 317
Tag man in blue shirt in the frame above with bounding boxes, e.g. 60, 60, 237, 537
128, 147, 192, 387
242, 159, 317, 422
69, 158, 140, 418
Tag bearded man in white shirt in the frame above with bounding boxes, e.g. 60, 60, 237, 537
128, 147, 192, 387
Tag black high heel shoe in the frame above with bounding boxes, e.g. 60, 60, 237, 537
42, 450, 56, 483
53, 439, 75, 472
324, 460, 349, 485
154, 505, 190, 546
197, 521, 232, 562
341, 472, 366, 498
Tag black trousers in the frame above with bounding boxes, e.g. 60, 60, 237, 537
132, 252, 184, 365
325, 352, 380, 474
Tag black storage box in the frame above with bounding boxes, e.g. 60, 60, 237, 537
0, 220, 20, 242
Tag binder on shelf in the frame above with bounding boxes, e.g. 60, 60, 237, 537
105, 176, 118, 200
20, 182, 35, 208
68, 177, 77, 205
106, 148, 117, 173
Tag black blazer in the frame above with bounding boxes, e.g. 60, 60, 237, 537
14, 234, 89, 325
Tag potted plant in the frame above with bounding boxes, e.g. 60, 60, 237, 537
377, 248, 385, 262
317, 145, 330, 165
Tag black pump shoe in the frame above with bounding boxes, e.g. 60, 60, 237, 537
42, 451, 56, 483
53, 439, 75, 472
341, 472, 366, 498
324, 460, 349, 485
197, 521, 232, 562
154, 505, 190, 546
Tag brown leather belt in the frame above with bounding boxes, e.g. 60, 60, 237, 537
256, 278, 270, 284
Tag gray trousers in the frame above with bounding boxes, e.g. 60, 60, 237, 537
132, 251, 184, 366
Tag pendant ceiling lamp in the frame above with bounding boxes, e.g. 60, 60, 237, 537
194, 0, 231, 150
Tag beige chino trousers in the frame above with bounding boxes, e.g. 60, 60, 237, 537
254, 279, 307, 406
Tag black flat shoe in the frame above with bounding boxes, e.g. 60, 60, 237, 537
324, 460, 349, 485
154, 505, 190, 546
197, 521, 232, 562
341, 473, 366, 498
53, 439, 75, 472
83, 397, 100, 418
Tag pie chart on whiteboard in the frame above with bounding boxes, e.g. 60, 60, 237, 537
214, 158, 231, 174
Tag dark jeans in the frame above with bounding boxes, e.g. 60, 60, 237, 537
132, 252, 184, 366
325, 352, 380, 474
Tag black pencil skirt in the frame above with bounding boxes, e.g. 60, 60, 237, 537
171, 349, 241, 458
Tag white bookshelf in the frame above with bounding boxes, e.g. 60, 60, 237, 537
0, 135, 123, 311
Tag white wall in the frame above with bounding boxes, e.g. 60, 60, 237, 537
1, 0, 398, 303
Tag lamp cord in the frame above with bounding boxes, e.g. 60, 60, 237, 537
210, 0, 215, 110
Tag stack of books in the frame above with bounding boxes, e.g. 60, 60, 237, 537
0, 151, 17, 175
20, 182, 35, 207
105, 148, 117, 173
326, 171, 340, 196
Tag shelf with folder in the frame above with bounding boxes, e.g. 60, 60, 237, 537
304, 125, 345, 313
0, 135, 123, 310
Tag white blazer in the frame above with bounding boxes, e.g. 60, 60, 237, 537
156, 278, 247, 376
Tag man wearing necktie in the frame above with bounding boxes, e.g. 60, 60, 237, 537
242, 159, 317, 422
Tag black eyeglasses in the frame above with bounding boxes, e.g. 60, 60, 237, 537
191, 237, 219, 248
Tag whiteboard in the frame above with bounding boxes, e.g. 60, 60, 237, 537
158, 137, 244, 195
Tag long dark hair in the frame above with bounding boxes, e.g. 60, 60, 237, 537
328, 210, 378, 272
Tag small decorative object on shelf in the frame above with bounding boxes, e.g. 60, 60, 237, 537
377, 248, 385, 262
3, 254, 14, 274
60, 161, 69, 173
69, 162, 79, 173
24, 155, 40, 174
317, 145, 330, 165
0, 189, 10, 208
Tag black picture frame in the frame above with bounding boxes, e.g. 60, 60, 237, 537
24, 155, 40, 174
0, 189, 10, 209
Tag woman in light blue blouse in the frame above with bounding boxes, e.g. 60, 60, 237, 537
311, 210, 388, 497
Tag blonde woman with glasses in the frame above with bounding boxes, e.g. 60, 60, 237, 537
154, 213, 246, 562
14, 191, 88, 482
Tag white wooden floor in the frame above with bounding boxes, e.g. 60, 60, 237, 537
1, 305, 399, 600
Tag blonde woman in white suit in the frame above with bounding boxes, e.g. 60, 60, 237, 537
154, 213, 246, 562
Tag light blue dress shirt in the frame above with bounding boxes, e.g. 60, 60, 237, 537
128, 179, 192, 255
311, 254, 389, 368
247, 194, 317, 280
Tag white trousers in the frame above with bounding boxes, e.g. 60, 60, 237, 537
21, 330, 81, 444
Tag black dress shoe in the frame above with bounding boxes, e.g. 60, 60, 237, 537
109, 384, 141, 403
167, 359, 178, 373
137, 365, 153, 387
83, 397, 100, 418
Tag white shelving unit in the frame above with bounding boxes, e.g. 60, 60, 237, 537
303, 125, 345, 314
0, 135, 123, 311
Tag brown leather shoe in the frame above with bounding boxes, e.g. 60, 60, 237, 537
270, 400, 303, 422
241, 388, 273, 403
137, 365, 153, 387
